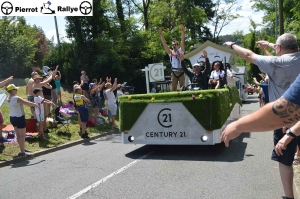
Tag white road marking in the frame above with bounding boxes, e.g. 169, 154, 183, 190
67, 151, 154, 199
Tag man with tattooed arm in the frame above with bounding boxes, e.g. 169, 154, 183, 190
223, 33, 300, 199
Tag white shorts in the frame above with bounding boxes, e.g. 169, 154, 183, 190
108, 103, 117, 115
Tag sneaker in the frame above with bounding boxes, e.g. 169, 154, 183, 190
81, 133, 90, 139
18, 152, 31, 157
293, 155, 300, 165
25, 149, 31, 153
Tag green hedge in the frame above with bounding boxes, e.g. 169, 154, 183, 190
118, 87, 242, 131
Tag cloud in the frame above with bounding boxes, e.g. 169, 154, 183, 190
211, 0, 265, 36
45, 28, 70, 44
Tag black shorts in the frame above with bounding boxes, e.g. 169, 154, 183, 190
44, 95, 51, 100
81, 83, 89, 91
10, 115, 26, 129
271, 128, 297, 166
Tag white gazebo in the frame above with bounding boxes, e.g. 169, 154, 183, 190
185, 40, 238, 66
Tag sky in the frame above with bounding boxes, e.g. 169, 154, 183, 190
24, 0, 265, 44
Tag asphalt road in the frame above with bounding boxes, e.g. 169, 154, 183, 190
0, 94, 283, 199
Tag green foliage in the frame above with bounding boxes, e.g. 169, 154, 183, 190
0, 17, 49, 78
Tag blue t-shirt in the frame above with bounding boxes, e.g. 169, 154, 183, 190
260, 84, 269, 101
283, 74, 300, 106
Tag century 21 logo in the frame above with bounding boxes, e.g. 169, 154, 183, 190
157, 108, 172, 128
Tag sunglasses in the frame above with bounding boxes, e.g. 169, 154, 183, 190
172, 44, 178, 47
193, 66, 201, 68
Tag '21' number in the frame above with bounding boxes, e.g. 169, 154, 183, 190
162, 113, 171, 123
154, 68, 163, 77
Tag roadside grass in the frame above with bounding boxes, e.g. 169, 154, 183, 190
0, 85, 118, 161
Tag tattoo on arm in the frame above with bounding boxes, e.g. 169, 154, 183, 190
272, 97, 300, 124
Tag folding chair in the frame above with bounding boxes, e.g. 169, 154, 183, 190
53, 106, 71, 133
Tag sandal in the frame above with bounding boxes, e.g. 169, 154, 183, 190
293, 155, 300, 165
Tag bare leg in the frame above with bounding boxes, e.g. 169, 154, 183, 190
279, 163, 294, 198
39, 122, 45, 139
16, 127, 26, 153
111, 115, 117, 128
14, 127, 21, 148
93, 108, 98, 124
296, 146, 300, 157
81, 122, 87, 135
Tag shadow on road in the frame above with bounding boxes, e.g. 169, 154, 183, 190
243, 95, 259, 105
11, 160, 45, 168
125, 132, 251, 162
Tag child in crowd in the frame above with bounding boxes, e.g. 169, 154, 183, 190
6, 84, 38, 156
55, 71, 62, 104
33, 88, 56, 139
116, 84, 129, 106
73, 86, 90, 138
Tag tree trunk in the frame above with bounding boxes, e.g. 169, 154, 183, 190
116, 0, 126, 34
278, 0, 284, 34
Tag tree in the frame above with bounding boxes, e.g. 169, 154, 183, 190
210, 0, 241, 43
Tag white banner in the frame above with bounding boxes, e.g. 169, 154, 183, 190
0, 0, 93, 16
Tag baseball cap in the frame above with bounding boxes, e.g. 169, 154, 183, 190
193, 63, 201, 68
5, 84, 19, 92
33, 88, 42, 94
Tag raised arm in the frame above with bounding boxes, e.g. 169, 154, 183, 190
158, 28, 171, 55
223, 42, 257, 65
256, 40, 276, 51
202, 50, 210, 76
253, 77, 260, 85
43, 83, 52, 89
179, 54, 193, 78
57, 71, 61, 79
180, 24, 185, 52
110, 78, 118, 92
0, 76, 13, 87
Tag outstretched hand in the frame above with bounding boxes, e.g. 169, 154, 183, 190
220, 121, 242, 147
202, 49, 208, 58
223, 41, 235, 48
256, 40, 269, 49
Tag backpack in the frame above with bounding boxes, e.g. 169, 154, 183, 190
101, 108, 107, 116
87, 118, 96, 127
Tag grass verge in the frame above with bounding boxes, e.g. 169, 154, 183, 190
0, 85, 118, 161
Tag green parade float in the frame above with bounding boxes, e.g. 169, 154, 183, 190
119, 41, 246, 145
